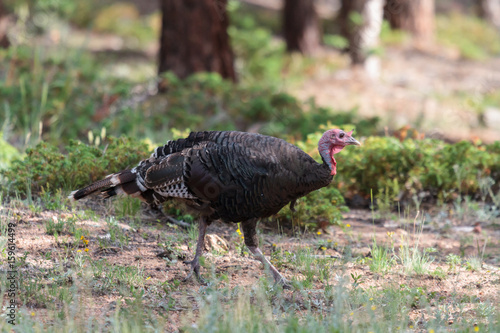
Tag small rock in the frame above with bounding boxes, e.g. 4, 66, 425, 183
204, 234, 229, 252
484, 107, 500, 128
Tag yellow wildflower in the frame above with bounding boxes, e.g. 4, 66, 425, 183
429, 329, 435, 333
84, 248, 89, 252
349, 312, 354, 316
31, 312, 35, 316
317, 231, 322, 235
387, 231, 394, 238
474, 326, 479, 332
371, 305, 376, 311
146, 277, 151, 280
346, 224, 351, 228
320, 246, 326, 251
77, 250, 82, 253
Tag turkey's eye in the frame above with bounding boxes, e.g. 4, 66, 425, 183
339, 133, 345, 138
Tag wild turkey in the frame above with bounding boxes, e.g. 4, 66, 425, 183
69, 130, 360, 287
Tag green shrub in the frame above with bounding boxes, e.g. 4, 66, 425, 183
0, 45, 133, 146
335, 136, 500, 201
274, 185, 348, 229
0, 135, 21, 170
154, 72, 380, 141
2, 136, 149, 196
437, 13, 500, 60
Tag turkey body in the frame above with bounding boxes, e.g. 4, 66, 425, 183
72, 131, 332, 222
70, 130, 358, 287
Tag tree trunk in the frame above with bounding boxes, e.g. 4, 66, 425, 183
339, 0, 384, 76
0, 0, 10, 48
283, 0, 321, 55
477, 0, 500, 28
158, 0, 236, 86
384, 0, 435, 42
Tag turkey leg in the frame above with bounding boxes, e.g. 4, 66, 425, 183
183, 217, 208, 284
242, 220, 291, 289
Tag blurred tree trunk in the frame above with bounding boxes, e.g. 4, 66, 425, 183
477, 0, 500, 28
283, 0, 320, 55
158, 0, 236, 88
384, 0, 435, 42
339, 0, 384, 76
0, 0, 10, 48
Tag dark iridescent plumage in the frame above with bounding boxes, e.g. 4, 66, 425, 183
70, 130, 359, 287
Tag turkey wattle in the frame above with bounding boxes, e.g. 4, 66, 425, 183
69, 130, 360, 287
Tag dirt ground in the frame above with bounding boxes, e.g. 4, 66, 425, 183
5, 201, 499, 330
290, 45, 500, 143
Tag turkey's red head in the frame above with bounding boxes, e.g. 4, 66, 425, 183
318, 129, 360, 176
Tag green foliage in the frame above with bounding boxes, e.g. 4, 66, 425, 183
369, 241, 394, 274
323, 34, 349, 49
274, 186, 348, 229
0, 45, 133, 146
93, 4, 159, 44
156, 72, 379, 140
437, 13, 500, 60
114, 196, 142, 219
336, 136, 500, 201
44, 215, 76, 236
380, 21, 410, 46
0, 134, 21, 170
228, 1, 287, 85
1, 42, 379, 148
7, 0, 112, 29
2, 136, 149, 196
446, 253, 462, 272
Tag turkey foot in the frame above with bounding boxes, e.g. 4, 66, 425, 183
183, 217, 208, 285
183, 258, 207, 284
247, 246, 292, 289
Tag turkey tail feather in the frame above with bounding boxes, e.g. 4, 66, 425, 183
69, 170, 137, 201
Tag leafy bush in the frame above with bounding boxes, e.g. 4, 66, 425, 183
1, 43, 378, 149
273, 186, 348, 229
0, 45, 133, 146
2, 137, 149, 196
437, 13, 500, 60
0, 135, 21, 170
335, 136, 500, 202
152, 72, 380, 141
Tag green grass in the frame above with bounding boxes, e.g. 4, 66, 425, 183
368, 240, 394, 274
1, 191, 499, 332
437, 13, 500, 60
1, 3, 499, 331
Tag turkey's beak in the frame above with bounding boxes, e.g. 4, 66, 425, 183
346, 136, 361, 146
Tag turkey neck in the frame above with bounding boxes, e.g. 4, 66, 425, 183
291, 158, 333, 198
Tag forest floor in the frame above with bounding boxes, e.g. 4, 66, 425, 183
2, 197, 499, 331
291, 45, 500, 143
68, 28, 500, 144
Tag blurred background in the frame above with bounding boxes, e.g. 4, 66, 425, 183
2, 2, 500, 329
0, 0, 499, 151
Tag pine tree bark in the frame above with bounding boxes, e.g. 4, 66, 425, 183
339, 0, 384, 76
477, 0, 500, 28
158, 0, 236, 86
384, 0, 435, 42
0, 0, 10, 48
283, 0, 321, 55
